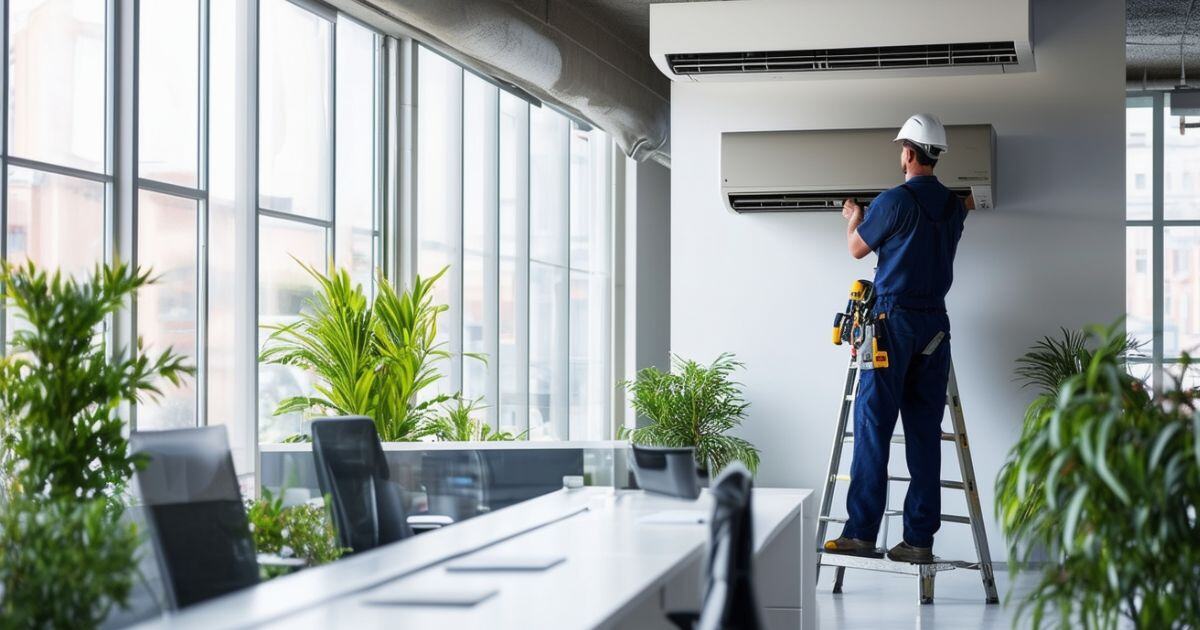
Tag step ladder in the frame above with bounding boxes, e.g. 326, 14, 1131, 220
815, 356, 999, 605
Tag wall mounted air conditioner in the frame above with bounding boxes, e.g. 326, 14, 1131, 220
649, 0, 1032, 81
721, 125, 995, 214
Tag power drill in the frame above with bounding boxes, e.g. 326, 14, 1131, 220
831, 279, 889, 370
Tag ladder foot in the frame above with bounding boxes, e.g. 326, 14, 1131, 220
986, 597, 999, 605
832, 566, 846, 594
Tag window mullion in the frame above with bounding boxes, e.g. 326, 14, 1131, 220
1152, 92, 1165, 388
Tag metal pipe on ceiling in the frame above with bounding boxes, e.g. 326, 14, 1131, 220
338, 0, 671, 165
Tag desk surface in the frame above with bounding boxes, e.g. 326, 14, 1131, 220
132, 487, 812, 630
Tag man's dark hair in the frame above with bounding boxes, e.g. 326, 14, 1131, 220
902, 140, 939, 168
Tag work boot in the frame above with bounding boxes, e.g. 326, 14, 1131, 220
887, 541, 934, 564
822, 537, 883, 558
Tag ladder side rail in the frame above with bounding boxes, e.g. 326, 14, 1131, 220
945, 362, 1000, 604
815, 358, 858, 548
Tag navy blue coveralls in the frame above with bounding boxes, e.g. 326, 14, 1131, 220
841, 175, 967, 549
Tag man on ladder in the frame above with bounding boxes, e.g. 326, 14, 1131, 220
824, 113, 969, 564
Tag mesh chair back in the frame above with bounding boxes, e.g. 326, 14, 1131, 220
697, 463, 762, 630
311, 417, 412, 553
131, 426, 259, 609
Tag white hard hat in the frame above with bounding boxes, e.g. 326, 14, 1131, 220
894, 113, 948, 157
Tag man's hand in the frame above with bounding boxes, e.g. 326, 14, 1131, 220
843, 199, 871, 260
842, 198, 863, 222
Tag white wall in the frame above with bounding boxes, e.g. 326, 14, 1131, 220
670, 0, 1124, 560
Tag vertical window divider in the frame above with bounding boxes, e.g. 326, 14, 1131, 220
328, 16, 337, 274
562, 120, 571, 440
1152, 92, 1164, 389
116, 0, 140, 427
0, 0, 9, 352
490, 87, 501, 431
197, 0, 211, 426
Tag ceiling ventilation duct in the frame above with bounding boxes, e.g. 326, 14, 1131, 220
337, 0, 670, 164
650, 0, 1033, 82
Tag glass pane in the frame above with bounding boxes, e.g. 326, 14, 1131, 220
1165, 104, 1200, 220
569, 270, 609, 440
1126, 226, 1153, 355
258, 216, 327, 442
529, 262, 567, 440
8, 0, 106, 172
136, 190, 198, 430
530, 105, 568, 265
259, 0, 332, 219
416, 47, 462, 395
139, 0, 199, 186
1164, 227, 1200, 357
6, 166, 104, 343
462, 74, 498, 424
1126, 107, 1152, 221
6, 165, 103, 277
499, 93, 529, 435
568, 127, 611, 440
335, 17, 377, 295
1127, 361, 1153, 391
1164, 362, 1200, 391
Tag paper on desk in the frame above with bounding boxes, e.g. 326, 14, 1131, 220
637, 510, 708, 525
445, 555, 565, 572
362, 588, 498, 607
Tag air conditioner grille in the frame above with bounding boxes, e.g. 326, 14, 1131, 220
668, 42, 1018, 76
728, 190, 971, 214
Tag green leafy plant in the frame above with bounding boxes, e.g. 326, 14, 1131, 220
1004, 326, 1141, 539
620, 353, 760, 474
996, 322, 1200, 629
0, 261, 193, 628
246, 488, 347, 580
259, 262, 472, 441
424, 396, 524, 442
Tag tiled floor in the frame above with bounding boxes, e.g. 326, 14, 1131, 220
817, 567, 1040, 629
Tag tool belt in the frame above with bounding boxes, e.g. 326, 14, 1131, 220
831, 279, 890, 371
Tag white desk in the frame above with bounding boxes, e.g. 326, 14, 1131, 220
132, 487, 816, 630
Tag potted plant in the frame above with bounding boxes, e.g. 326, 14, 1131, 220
0, 261, 192, 627
996, 322, 1200, 629
260, 262, 474, 441
245, 488, 347, 580
424, 396, 525, 442
620, 353, 760, 475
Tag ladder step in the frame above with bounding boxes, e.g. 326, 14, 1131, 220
821, 512, 970, 524
887, 476, 967, 490
842, 432, 956, 444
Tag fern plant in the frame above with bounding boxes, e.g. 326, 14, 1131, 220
620, 353, 760, 474
996, 322, 1200, 629
259, 262, 469, 441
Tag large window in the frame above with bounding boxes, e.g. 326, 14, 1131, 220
416, 46, 616, 440
1126, 93, 1200, 389
1, 1, 623, 488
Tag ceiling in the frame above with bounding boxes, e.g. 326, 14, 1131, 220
573, 0, 1200, 89
1128, 0, 1200, 87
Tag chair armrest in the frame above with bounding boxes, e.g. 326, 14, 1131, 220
408, 514, 455, 533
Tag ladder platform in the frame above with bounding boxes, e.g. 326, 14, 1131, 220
818, 552, 959, 575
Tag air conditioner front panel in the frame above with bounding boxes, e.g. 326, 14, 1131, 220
650, 0, 1032, 81
721, 125, 995, 214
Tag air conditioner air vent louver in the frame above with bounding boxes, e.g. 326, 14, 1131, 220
668, 41, 1018, 76
728, 189, 973, 214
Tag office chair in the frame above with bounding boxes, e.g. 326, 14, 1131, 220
668, 463, 763, 630
130, 426, 260, 609
312, 417, 454, 554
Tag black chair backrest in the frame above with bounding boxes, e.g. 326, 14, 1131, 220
631, 444, 702, 499
698, 463, 762, 630
311, 417, 412, 553
131, 426, 259, 610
